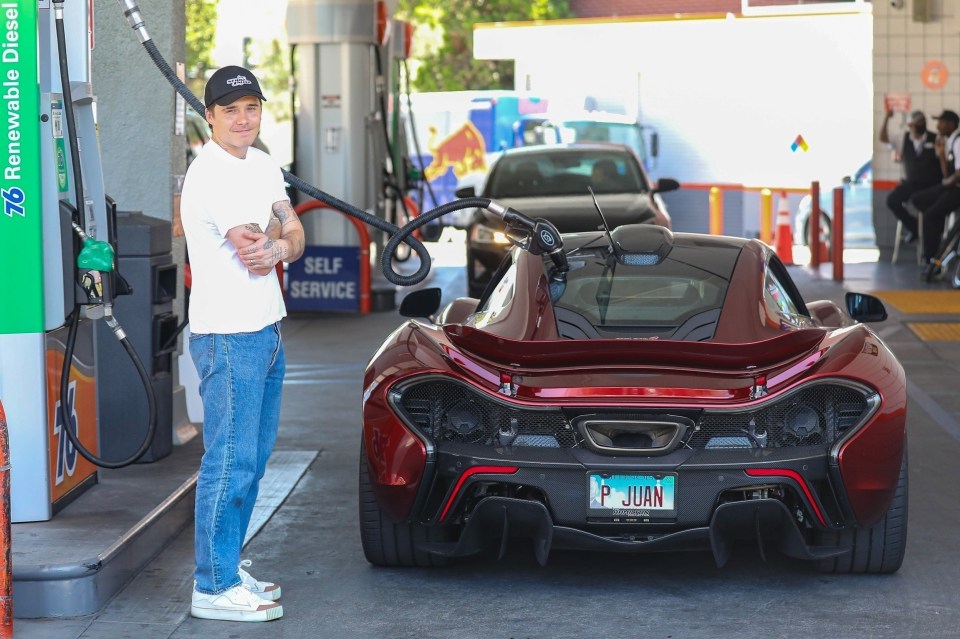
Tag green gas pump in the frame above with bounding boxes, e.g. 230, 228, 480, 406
0, 0, 102, 522
0, 0, 155, 523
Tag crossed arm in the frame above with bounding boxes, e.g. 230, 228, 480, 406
226, 199, 306, 276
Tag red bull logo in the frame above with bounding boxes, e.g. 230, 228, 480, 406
423, 122, 487, 182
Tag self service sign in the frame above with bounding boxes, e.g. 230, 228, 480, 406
286, 245, 360, 313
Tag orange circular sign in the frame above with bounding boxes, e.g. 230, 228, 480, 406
922, 60, 949, 90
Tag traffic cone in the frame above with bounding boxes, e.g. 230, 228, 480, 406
774, 191, 794, 265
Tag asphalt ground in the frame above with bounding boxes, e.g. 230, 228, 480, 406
17, 243, 960, 639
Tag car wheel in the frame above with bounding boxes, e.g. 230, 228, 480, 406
815, 443, 908, 574
802, 211, 832, 248
358, 441, 452, 567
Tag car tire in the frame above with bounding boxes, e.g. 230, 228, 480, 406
358, 441, 451, 567
815, 443, 908, 574
802, 211, 832, 248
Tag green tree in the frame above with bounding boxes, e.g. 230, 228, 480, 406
185, 0, 219, 99
397, 0, 573, 92
244, 38, 292, 123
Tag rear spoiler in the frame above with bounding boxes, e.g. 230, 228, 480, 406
442, 326, 827, 373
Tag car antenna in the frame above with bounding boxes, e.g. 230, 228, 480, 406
587, 186, 622, 260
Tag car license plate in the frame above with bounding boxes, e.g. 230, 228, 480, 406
588, 473, 676, 516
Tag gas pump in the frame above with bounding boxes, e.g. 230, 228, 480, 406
0, 0, 157, 523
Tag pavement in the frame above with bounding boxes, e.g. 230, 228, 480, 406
11, 241, 960, 639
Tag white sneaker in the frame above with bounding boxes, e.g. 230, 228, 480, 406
238, 559, 282, 601
191, 584, 283, 622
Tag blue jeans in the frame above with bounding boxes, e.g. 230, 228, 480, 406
189, 322, 284, 594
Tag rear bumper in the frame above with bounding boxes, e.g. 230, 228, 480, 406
420, 495, 848, 567
409, 445, 851, 565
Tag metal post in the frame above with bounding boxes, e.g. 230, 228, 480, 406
709, 186, 723, 235
760, 188, 773, 245
0, 401, 13, 639
810, 181, 821, 268
833, 186, 844, 281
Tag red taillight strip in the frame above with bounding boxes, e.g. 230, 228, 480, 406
438, 465, 519, 522
744, 468, 826, 526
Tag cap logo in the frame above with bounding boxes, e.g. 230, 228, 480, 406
226, 75, 252, 88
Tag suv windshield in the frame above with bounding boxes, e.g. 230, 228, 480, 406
487, 149, 648, 198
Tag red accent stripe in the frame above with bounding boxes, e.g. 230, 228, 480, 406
439, 466, 519, 522
744, 468, 826, 526
874, 179, 900, 190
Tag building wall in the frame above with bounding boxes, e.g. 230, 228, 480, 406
568, 0, 857, 18
92, 0, 186, 223
91, 0, 191, 433
474, 13, 873, 189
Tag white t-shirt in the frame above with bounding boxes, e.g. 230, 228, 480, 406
180, 142, 289, 334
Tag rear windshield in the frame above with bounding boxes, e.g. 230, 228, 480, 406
551, 245, 736, 340
487, 149, 648, 198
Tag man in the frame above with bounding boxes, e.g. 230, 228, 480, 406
909, 109, 960, 280
180, 65, 304, 622
878, 110, 942, 243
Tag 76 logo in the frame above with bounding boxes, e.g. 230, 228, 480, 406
53, 380, 80, 485
2, 187, 25, 217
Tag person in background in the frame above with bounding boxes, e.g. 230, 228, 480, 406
879, 109, 943, 244
909, 109, 960, 280
180, 64, 305, 622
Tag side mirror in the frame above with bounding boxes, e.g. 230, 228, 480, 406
652, 178, 680, 194
399, 287, 442, 319
455, 185, 476, 199
845, 292, 887, 323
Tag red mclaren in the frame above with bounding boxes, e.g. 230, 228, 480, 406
360, 222, 907, 573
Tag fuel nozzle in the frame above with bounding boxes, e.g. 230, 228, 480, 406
485, 200, 569, 278
72, 222, 116, 308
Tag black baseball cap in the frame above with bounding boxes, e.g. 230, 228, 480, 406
933, 110, 960, 125
204, 65, 267, 109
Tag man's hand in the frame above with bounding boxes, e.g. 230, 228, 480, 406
238, 226, 287, 275
226, 201, 304, 277
225, 222, 278, 276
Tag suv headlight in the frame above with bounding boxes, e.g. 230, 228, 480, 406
471, 222, 511, 246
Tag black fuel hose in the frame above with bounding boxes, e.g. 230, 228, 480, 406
372, 45, 414, 230
402, 59, 439, 208
118, 0, 500, 286
383, 197, 493, 286
54, 1, 156, 468
60, 308, 158, 468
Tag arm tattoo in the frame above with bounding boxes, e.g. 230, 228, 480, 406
273, 200, 292, 223
271, 200, 304, 260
